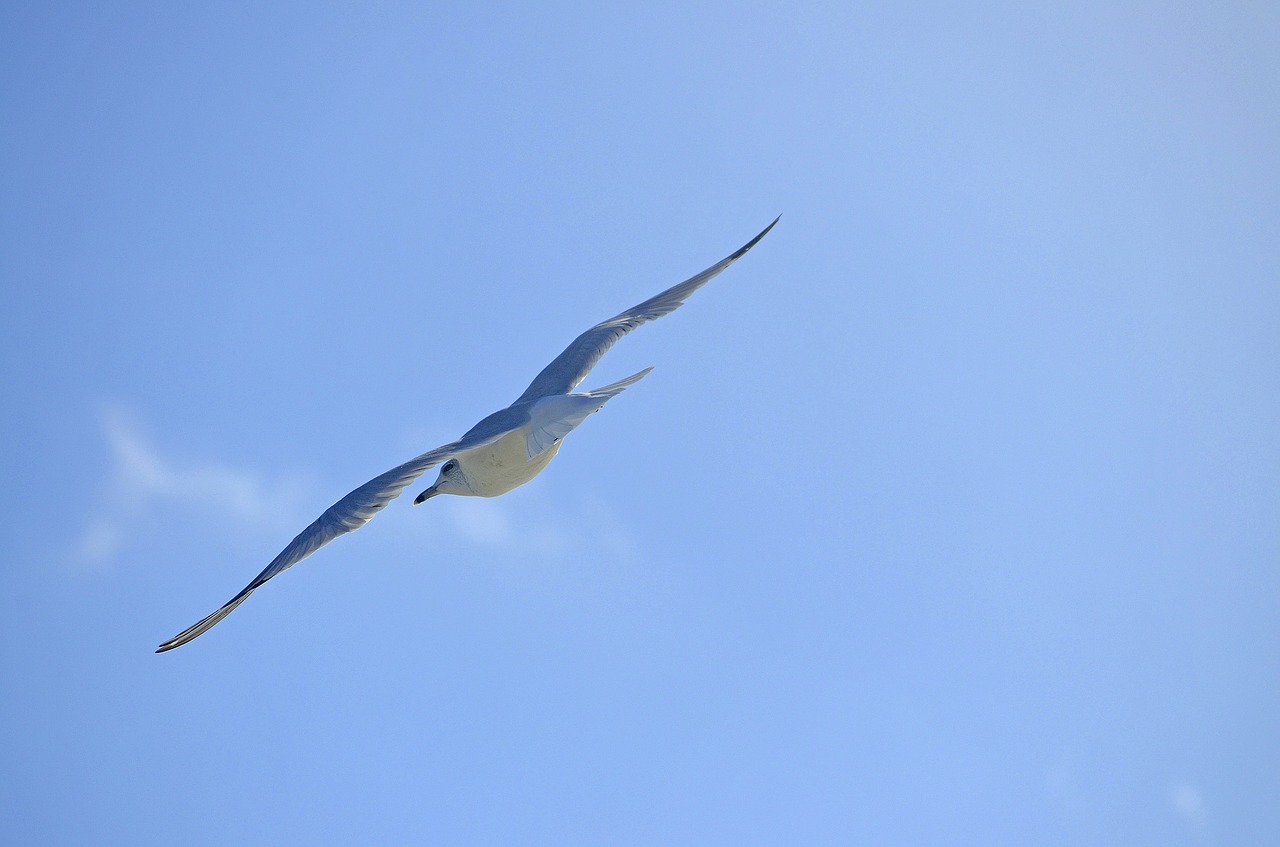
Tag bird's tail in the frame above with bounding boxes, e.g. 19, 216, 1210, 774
522, 368, 655, 460
582, 367, 653, 399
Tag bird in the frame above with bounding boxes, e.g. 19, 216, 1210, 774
156, 216, 780, 652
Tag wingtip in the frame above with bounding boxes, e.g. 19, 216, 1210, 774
735, 215, 782, 258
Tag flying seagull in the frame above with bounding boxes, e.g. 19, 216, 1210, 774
156, 216, 780, 652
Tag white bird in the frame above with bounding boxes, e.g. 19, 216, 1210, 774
156, 217, 780, 652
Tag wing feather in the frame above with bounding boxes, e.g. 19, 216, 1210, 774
514, 216, 779, 403
156, 431, 497, 652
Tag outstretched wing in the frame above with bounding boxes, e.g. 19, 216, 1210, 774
513, 216, 780, 403
156, 429, 500, 653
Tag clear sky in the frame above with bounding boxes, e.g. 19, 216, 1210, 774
2, 2, 1277, 844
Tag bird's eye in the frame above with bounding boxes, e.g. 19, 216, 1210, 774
443, 460, 456, 473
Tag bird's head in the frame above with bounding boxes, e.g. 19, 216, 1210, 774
413, 458, 470, 504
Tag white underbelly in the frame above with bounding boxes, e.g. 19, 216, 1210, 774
458, 428, 563, 497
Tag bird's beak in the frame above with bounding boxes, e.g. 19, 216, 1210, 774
413, 485, 439, 505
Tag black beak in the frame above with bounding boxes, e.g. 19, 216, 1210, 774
413, 486, 439, 505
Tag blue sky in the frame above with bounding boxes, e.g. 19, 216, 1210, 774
2, 2, 1277, 844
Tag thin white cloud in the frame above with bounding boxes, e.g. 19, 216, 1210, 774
75, 407, 313, 567
76, 517, 124, 565
78, 407, 641, 573
1170, 783, 1207, 829
441, 497, 517, 549
430, 486, 638, 563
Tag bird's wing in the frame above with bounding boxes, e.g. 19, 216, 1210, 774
156, 427, 508, 653
513, 216, 780, 404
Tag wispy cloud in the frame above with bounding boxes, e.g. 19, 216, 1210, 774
434, 491, 638, 563
1170, 783, 1207, 829
442, 497, 517, 549
77, 407, 641, 573
75, 407, 313, 567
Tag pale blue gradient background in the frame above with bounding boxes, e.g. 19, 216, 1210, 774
2, 2, 1277, 844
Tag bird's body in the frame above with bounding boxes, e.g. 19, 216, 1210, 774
452, 425, 564, 498
156, 216, 779, 652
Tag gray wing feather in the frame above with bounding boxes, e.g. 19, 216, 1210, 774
514, 216, 780, 403
155, 428, 505, 653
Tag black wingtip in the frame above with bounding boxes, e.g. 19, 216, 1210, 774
731, 215, 782, 261
155, 635, 185, 653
